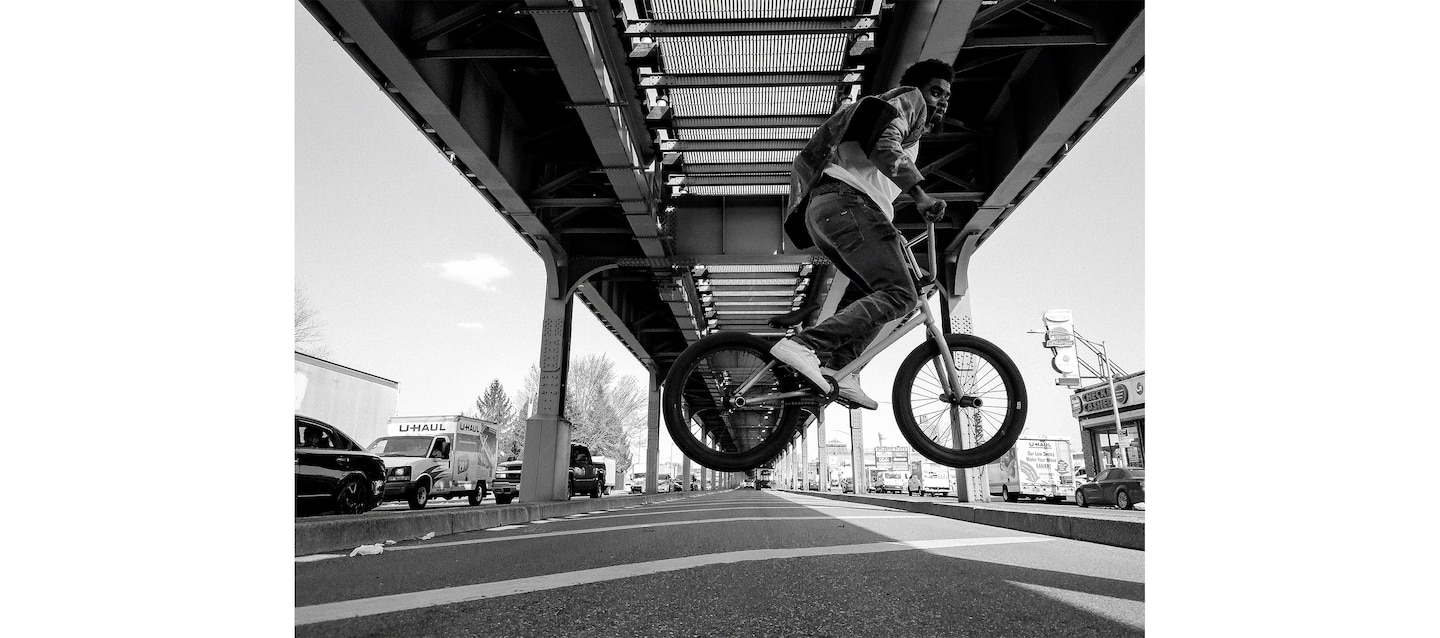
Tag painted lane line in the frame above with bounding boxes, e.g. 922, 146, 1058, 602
486, 525, 525, 531
295, 554, 346, 563
382, 515, 932, 553
295, 536, 1052, 625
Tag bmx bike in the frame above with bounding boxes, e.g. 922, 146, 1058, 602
661, 221, 1027, 472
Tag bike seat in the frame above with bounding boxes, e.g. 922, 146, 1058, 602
768, 304, 821, 329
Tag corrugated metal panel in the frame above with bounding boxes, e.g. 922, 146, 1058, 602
683, 150, 798, 164
684, 185, 790, 196
669, 86, 838, 117
676, 127, 816, 140
657, 35, 848, 74
646, 0, 857, 21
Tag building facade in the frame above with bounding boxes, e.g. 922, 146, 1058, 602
1072, 371, 1145, 474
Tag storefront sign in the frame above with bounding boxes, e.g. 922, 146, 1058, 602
1072, 373, 1145, 419
1042, 309, 1080, 387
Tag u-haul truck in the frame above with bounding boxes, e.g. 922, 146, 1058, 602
986, 437, 1074, 503
366, 415, 498, 509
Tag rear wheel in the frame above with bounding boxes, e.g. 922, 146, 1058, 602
1076, 490, 1089, 507
469, 484, 486, 506
892, 334, 1027, 469
663, 332, 806, 471
1002, 486, 1018, 503
1117, 490, 1132, 510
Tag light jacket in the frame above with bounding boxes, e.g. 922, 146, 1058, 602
785, 86, 930, 249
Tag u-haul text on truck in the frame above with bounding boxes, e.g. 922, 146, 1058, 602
366, 415, 498, 509
986, 437, 1074, 503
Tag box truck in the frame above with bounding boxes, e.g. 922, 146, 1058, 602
986, 437, 1074, 503
366, 415, 498, 509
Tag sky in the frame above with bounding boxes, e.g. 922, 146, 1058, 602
294, 4, 1142, 464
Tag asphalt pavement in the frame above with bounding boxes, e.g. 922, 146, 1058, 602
295, 489, 1144, 636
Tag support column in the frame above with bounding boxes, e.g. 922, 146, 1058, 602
943, 239, 989, 504
816, 408, 830, 492
799, 414, 810, 491
519, 248, 574, 503
682, 457, 692, 492
849, 405, 865, 495
646, 370, 660, 494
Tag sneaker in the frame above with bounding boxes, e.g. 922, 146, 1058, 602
824, 369, 879, 410
770, 338, 829, 391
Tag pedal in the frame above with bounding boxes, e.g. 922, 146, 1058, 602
820, 374, 840, 402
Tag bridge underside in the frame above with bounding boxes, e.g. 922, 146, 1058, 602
300, 0, 1143, 386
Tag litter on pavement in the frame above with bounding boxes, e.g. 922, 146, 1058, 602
349, 543, 384, 557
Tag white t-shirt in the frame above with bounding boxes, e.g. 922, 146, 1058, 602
821, 140, 921, 222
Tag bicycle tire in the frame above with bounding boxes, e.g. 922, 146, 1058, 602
662, 332, 806, 471
891, 333, 1028, 468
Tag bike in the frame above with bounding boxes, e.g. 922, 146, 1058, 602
661, 222, 1027, 472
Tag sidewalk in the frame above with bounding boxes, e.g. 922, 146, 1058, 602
788, 489, 1145, 550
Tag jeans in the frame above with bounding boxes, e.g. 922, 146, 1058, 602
794, 180, 918, 370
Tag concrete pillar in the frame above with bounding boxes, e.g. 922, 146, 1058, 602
799, 416, 810, 491
646, 370, 660, 494
682, 457, 692, 492
816, 408, 830, 492
849, 405, 865, 495
944, 283, 988, 504
519, 262, 574, 503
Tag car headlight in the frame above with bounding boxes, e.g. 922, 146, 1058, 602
389, 467, 411, 478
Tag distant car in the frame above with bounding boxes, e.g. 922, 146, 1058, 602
295, 415, 386, 515
492, 459, 522, 505
841, 478, 854, 493
1075, 467, 1145, 510
742, 478, 755, 489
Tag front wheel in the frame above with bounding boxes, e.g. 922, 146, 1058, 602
408, 481, 430, 509
1116, 490, 1132, 510
892, 334, 1027, 469
469, 484, 486, 506
663, 332, 806, 471
1076, 490, 1089, 508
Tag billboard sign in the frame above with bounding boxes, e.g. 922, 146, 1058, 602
1043, 309, 1081, 387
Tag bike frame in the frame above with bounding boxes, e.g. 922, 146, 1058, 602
731, 222, 966, 408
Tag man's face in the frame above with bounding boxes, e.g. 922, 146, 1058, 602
918, 78, 952, 130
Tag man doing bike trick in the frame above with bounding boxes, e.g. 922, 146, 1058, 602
771, 59, 954, 410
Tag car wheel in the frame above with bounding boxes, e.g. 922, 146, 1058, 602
496, 494, 513, 505
469, 485, 485, 506
1002, 486, 1018, 502
408, 481, 430, 509
590, 482, 601, 498
335, 478, 368, 515
1117, 490, 1132, 510
1076, 490, 1088, 507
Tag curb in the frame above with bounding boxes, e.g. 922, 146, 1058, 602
795, 491, 1144, 550
295, 491, 713, 556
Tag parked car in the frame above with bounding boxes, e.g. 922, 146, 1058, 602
841, 477, 855, 493
1075, 467, 1145, 510
295, 415, 386, 515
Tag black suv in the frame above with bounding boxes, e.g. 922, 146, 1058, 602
295, 415, 386, 515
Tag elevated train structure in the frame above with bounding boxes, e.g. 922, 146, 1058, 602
298, 0, 1144, 499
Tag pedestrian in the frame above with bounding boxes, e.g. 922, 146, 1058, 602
772, 59, 954, 409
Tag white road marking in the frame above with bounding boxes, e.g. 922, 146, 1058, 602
486, 525, 524, 531
1009, 581, 1144, 630
295, 536, 1051, 625
294, 554, 345, 563
380, 515, 932, 553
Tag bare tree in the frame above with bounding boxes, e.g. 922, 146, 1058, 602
294, 286, 331, 358
513, 356, 645, 474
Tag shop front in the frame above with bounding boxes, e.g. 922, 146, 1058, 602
1072, 371, 1145, 475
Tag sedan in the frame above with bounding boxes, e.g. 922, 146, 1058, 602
1075, 467, 1145, 510
295, 415, 387, 515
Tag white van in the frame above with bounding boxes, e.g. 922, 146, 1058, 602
367, 415, 498, 509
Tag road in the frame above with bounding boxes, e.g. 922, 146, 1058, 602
296, 489, 1144, 636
